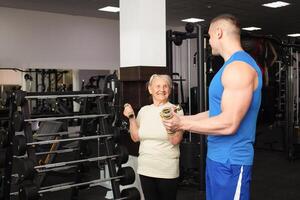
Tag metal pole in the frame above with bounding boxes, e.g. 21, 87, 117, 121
25, 114, 110, 122
187, 39, 192, 142
27, 134, 113, 146
166, 30, 173, 75
2, 93, 17, 200
38, 175, 125, 193
204, 38, 208, 110
34, 155, 120, 170
72, 69, 80, 112
55, 70, 58, 91
24, 90, 105, 99
196, 24, 206, 192
296, 51, 299, 126
287, 47, 295, 160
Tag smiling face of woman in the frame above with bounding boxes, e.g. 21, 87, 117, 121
148, 75, 171, 105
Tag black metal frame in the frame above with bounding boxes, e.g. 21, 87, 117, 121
1, 92, 16, 200
0, 89, 124, 200
166, 24, 207, 192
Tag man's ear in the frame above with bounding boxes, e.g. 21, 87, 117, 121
216, 28, 222, 39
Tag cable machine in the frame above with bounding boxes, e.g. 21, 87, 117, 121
166, 23, 206, 195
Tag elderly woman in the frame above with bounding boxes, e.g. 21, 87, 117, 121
123, 74, 183, 200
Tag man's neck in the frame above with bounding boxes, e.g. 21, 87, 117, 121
221, 40, 243, 61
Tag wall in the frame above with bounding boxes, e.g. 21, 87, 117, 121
0, 70, 23, 85
0, 7, 120, 70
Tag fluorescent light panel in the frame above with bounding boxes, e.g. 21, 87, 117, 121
287, 33, 300, 37
262, 1, 290, 8
181, 18, 205, 23
242, 27, 262, 31
98, 6, 120, 13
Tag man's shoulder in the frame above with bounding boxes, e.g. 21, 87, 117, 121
224, 61, 256, 75
222, 61, 257, 87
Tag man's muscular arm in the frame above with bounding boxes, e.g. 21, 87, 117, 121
163, 61, 258, 135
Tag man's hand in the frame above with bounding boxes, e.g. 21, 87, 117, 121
162, 111, 182, 133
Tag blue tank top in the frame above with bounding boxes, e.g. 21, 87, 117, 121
207, 50, 262, 165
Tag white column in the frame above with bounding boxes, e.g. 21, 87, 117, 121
120, 0, 166, 68
119, 1, 166, 199
72, 69, 80, 112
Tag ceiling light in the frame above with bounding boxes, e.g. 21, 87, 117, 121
242, 27, 262, 31
287, 33, 300, 37
98, 6, 120, 13
181, 18, 205, 23
262, 1, 290, 8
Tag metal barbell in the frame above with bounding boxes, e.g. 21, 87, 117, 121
13, 111, 111, 132
15, 145, 128, 181
14, 90, 111, 106
18, 167, 136, 200
13, 131, 119, 156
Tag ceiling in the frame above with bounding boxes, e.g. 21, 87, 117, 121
0, 0, 299, 40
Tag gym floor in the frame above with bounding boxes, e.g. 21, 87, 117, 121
178, 125, 300, 200
177, 149, 300, 200
25, 148, 300, 200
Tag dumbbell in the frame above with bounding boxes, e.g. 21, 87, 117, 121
0, 148, 7, 168
160, 105, 182, 134
116, 187, 141, 200
123, 103, 135, 118
0, 128, 9, 148
18, 166, 135, 200
160, 104, 182, 120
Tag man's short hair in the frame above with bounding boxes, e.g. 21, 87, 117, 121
211, 14, 241, 35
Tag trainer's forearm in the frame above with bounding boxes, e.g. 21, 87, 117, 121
180, 113, 238, 135
184, 111, 209, 121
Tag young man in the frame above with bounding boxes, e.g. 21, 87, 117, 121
162, 14, 262, 200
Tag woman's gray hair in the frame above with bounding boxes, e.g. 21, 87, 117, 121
148, 74, 172, 89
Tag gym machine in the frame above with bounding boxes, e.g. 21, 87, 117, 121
166, 23, 207, 194
282, 46, 300, 160
259, 36, 300, 159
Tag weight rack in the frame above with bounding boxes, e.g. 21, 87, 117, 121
0, 89, 137, 200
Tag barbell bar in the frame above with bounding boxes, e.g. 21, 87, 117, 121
10, 181, 76, 196
24, 93, 108, 100
13, 132, 119, 156
22, 134, 112, 146
15, 90, 111, 106
18, 167, 136, 200
13, 111, 111, 132
35, 155, 122, 170
32, 130, 79, 138
36, 148, 79, 156
25, 114, 110, 122
35, 165, 78, 174
15, 145, 128, 180
15, 148, 79, 158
